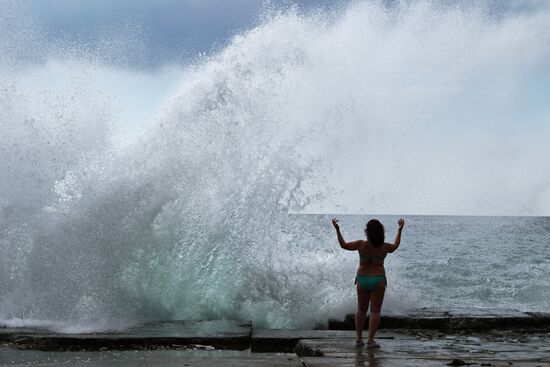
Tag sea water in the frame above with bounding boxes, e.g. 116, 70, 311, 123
1, 1, 550, 332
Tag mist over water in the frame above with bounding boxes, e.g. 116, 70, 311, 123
1, 1, 549, 331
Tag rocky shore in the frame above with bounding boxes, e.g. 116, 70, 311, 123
1, 308, 549, 366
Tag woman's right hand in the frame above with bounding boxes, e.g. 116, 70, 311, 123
398, 218, 405, 230
331, 218, 340, 230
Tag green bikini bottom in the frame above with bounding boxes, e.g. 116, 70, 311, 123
355, 275, 386, 291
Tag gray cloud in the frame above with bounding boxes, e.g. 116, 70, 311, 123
2, 0, 547, 70
2, 0, 347, 69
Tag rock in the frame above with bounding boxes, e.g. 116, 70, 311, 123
191, 344, 215, 350
328, 308, 550, 332
447, 359, 468, 366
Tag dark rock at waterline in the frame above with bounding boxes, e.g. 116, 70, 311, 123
447, 359, 469, 366
328, 308, 550, 332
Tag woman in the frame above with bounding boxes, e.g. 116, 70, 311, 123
332, 217, 405, 348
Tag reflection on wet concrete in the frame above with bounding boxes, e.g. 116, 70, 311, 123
353, 349, 381, 367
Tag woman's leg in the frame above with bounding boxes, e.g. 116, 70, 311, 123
367, 282, 386, 343
356, 283, 370, 344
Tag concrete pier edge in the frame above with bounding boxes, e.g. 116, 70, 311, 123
328, 308, 550, 332
1, 308, 549, 367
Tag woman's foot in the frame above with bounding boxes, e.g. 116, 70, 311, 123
366, 341, 380, 349
355, 340, 365, 348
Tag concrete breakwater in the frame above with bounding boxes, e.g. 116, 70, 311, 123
0, 308, 549, 352
329, 308, 550, 332
1, 309, 550, 367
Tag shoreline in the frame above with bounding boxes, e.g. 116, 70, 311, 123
329, 307, 550, 332
2, 330, 549, 367
1, 308, 549, 366
2, 308, 549, 352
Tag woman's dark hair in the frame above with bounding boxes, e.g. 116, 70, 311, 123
366, 219, 385, 247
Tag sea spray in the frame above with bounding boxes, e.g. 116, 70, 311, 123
0, 12, 342, 328
1, 1, 550, 331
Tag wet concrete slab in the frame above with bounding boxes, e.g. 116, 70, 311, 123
295, 331, 550, 366
2, 312, 550, 365
251, 329, 394, 352
0, 320, 251, 351
0, 349, 302, 367
301, 356, 547, 367
4, 334, 548, 367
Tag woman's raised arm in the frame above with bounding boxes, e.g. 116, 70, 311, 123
332, 218, 362, 251
386, 218, 405, 253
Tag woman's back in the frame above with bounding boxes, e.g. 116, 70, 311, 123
357, 240, 387, 275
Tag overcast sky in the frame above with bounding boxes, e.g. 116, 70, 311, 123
3, 0, 547, 69
4, 0, 349, 69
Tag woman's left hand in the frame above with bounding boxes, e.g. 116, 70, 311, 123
398, 218, 405, 230
331, 218, 340, 230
